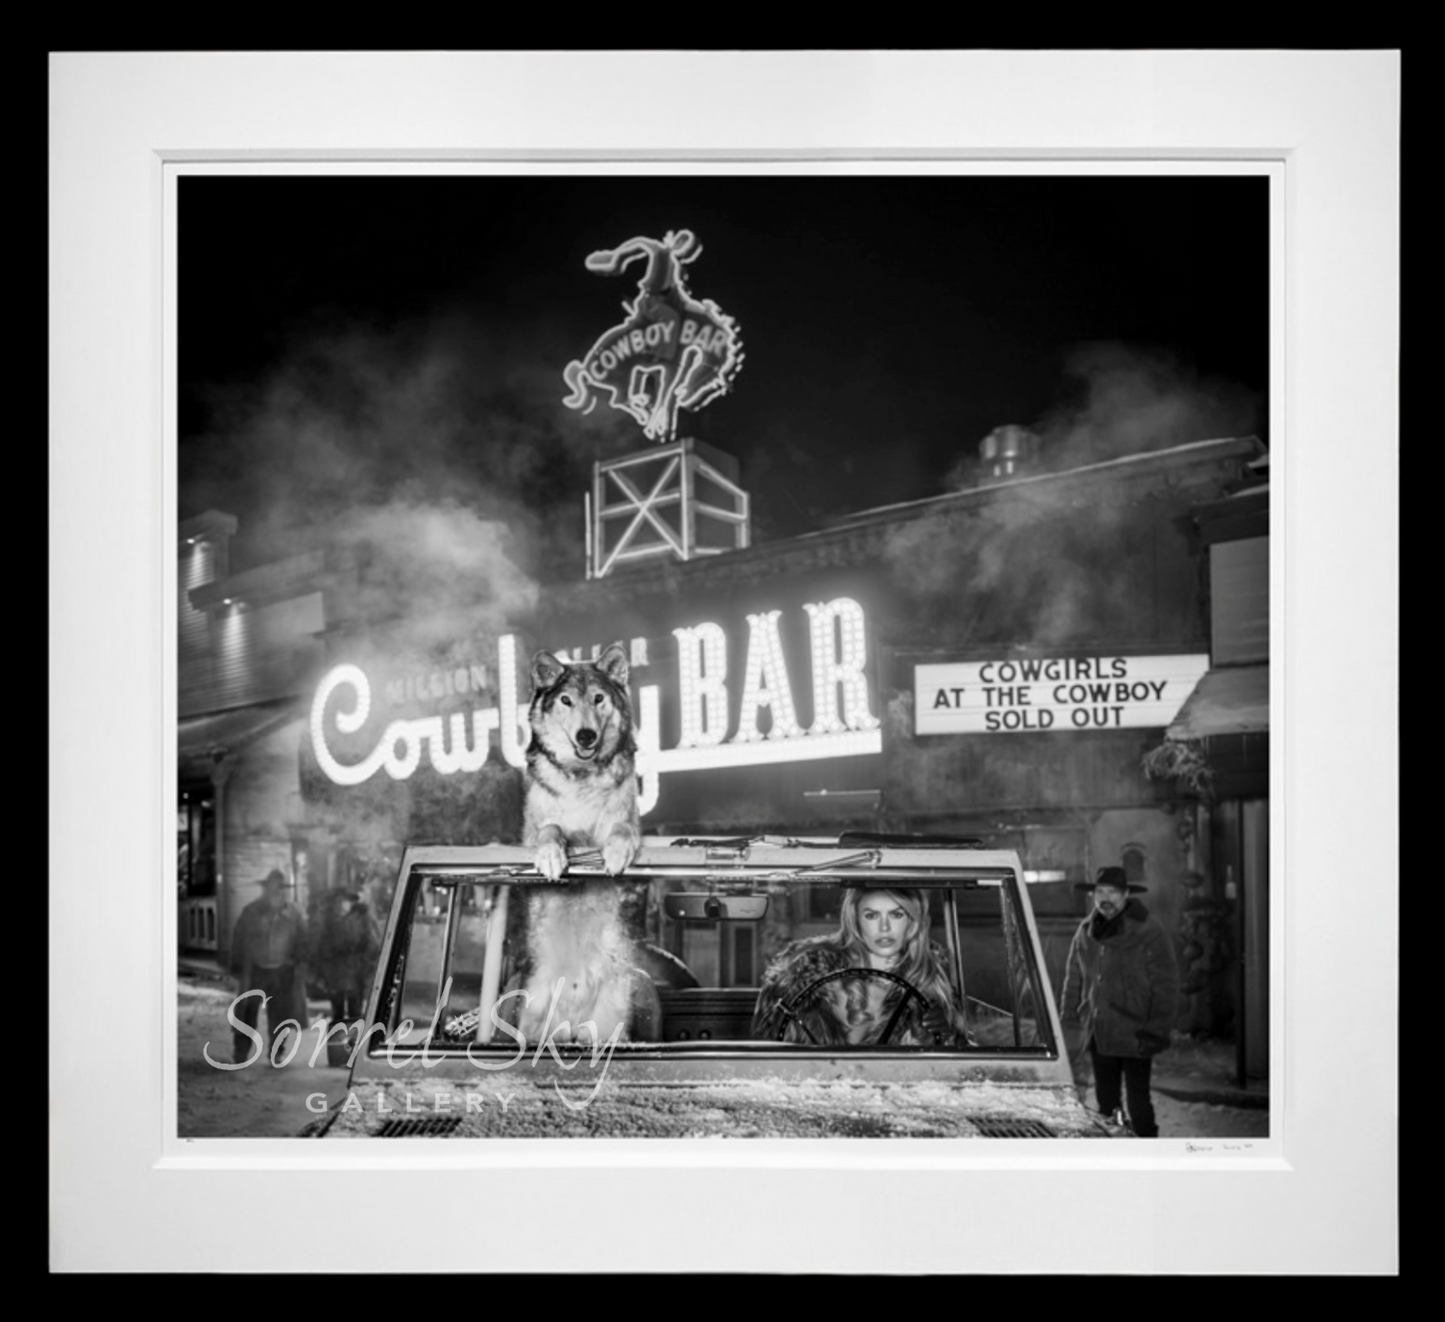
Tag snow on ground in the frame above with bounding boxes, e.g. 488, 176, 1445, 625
177, 973, 1268, 1140
1156, 1096, 1269, 1140
178, 976, 352, 1138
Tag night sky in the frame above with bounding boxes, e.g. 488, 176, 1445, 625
178, 173, 1269, 578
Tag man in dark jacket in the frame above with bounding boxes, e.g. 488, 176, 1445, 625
309, 886, 381, 1024
1060, 866, 1181, 1137
229, 868, 309, 1065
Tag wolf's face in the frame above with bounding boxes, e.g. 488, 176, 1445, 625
527, 642, 635, 769
524, 641, 640, 878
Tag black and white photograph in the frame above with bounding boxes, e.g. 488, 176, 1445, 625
52, 51, 1398, 1274
174, 170, 1273, 1144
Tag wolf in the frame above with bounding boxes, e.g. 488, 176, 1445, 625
522, 642, 641, 881
516, 643, 653, 1044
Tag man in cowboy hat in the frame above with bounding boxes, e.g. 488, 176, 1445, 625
228, 868, 309, 1065
1060, 865, 1180, 1137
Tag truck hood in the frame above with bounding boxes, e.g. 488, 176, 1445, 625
312, 1074, 1120, 1138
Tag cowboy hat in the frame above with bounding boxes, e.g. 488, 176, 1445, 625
1074, 865, 1147, 893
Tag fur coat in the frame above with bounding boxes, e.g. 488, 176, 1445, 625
751, 935, 965, 1046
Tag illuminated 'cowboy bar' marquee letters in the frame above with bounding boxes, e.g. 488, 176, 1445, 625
309, 598, 880, 815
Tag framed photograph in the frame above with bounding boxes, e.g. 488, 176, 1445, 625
51, 51, 1398, 1274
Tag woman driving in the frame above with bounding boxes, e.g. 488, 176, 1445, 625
751, 887, 972, 1047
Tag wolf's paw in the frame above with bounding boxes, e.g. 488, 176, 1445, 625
602, 834, 638, 876
534, 840, 569, 881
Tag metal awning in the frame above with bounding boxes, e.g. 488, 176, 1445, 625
178, 700, 302, 776
1166, 664, 1269, 739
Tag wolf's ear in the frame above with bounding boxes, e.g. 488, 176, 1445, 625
596, 641, 629, 686
531, 651, 567, 690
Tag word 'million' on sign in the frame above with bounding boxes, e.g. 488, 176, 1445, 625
914, 655, 1211, 735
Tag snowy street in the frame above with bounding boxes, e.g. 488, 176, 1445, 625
177, 972, 1267, 1141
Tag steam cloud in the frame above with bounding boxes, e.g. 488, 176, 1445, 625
888, 343, 1264, 648
185, 312, 641, 851
946, 342, 1262, 488
183, 311, 637, 583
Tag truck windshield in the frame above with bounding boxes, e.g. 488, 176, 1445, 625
380, 869, 1056, 1057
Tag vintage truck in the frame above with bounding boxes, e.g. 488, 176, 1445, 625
308, 836, 1126, 1139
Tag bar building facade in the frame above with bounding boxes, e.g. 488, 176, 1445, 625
177, 432, 1269, 1071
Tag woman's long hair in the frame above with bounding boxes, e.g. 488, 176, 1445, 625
836, 887, 959, 1015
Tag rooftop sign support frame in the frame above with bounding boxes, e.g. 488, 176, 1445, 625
588, 435, 750, 578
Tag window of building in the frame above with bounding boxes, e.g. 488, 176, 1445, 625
177, 786, 217, 897
1210, 536, 1268, 666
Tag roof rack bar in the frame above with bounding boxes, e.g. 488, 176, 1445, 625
408, 863, 1015, 885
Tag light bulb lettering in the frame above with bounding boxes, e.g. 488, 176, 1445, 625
636, 684, 661, 816
497, 632, 528, 770
673, 622, 728, 748
735, 610, 802, 742
804, 598, 880, 735
309, 603, 880, 811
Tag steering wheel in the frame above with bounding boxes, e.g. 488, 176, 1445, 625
778, 967, 928, 1045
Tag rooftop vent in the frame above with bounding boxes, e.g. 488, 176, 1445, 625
979, 425, 1042, 481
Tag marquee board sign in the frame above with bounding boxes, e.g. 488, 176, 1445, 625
914, 654, 1210, 734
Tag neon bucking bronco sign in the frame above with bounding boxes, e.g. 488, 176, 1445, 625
562, 230, 744, 442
